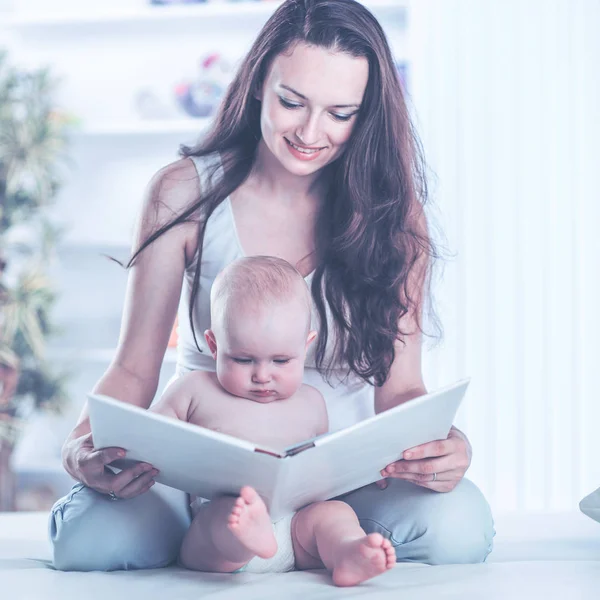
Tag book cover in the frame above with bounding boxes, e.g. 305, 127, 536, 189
89, 378, 469, 519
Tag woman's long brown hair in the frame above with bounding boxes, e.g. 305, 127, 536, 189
126, 0, 442, 387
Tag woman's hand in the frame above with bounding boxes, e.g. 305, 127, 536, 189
376, 426, 472, 493
62, 431, 159, 499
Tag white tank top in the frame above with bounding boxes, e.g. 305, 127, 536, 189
175, 154, 375, 432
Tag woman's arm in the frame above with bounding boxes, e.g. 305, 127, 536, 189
62, 158, 201, 495
374, 207, 471, 492
374, 329, 427, 414
374, 205, 429, 415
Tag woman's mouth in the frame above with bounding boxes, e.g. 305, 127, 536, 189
285, 138, 325, 161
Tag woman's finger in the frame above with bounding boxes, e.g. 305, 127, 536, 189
402, 437, 455, 461
74, 442, 127, 492
113, 469, 158, 499
81, 446, 126, 470
380, 456, 449, 478
401, 469, 464, 492
110, 462, 157, 495
392, 470, 448, 482
396, 468, 463, 483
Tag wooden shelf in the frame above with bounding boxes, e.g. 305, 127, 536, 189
69, 118, 211, 137
49, 347, 178, 364
6, 2, 284, 27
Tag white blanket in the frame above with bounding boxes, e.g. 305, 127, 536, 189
1, 511, 598, 599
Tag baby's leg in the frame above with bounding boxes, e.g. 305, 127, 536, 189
180, 486, 277, 572
291, 500, 396, 587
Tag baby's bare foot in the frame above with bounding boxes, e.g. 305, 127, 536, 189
332, 533, 396, 587
227, 486, 277, 559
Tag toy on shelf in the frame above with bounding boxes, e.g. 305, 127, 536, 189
175, 53, 234, 118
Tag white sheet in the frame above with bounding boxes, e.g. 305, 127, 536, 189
1, 511, 598, 599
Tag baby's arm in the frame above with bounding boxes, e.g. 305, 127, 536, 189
305, 385, 329, 436
149, 373, 197, 423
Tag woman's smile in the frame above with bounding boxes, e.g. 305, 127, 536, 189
285, 137, 326, 161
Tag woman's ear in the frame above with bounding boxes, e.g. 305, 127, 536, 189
204, 329, 218, 359
253, 79, 264, 102
306, 330, 317, 348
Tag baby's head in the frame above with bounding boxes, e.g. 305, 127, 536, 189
204, 256, 316, 403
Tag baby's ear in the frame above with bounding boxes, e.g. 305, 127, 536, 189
204, 329, 218, 359
306, 330, 317, 348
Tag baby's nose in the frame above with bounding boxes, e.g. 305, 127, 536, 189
252, 365, 271, 383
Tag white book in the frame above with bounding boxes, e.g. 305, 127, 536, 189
88, 378, 469, 520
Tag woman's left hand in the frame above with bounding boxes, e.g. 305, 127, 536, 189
376, 426, 472, 492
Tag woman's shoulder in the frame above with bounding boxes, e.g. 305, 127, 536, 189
144, 157, 201, 217
134, 157, 205, 267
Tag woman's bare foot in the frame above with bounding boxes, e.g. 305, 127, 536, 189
332, 533, 396, 587
227, 486, 277, 559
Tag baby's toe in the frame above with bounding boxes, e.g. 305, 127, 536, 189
385, 549, 396, 567
366, 533, 384, 548
240, 486, 257, 504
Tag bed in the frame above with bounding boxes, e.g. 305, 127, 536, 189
1, 510, 598, 599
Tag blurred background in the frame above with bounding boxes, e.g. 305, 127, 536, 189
0, 0, 598, 515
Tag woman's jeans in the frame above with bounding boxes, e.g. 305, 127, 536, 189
49, 478, 495, 571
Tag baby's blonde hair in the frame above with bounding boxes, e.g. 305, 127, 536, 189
210, 256, 312, 332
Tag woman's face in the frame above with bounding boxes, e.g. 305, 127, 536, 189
257, 42, 369, 176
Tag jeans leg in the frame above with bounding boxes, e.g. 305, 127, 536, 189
49, 482, 191, 571
336, 478, 495, 565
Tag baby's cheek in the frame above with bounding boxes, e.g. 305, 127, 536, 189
286, 366, 305, 394
217, 365, 242, 395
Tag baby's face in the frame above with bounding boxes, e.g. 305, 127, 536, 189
206, 301, 314, 403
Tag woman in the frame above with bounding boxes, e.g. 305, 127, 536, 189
50, 0, 494, 571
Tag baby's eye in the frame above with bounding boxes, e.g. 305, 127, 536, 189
273, 359, 291, 365
233, 358, 252, 364
279, 97, 302, 110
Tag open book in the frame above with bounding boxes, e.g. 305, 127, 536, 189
88, 378, 469, 520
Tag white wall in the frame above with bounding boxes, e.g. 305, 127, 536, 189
412, 0, 600, 511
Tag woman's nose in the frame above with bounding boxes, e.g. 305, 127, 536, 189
296, 112, 321, 146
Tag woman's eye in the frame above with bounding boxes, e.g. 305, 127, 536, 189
233, 358, 251, 364
331, 112, 354, 122
279, 97, 302, 110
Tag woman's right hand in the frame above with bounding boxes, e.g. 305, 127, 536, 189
62, 431, 158, 499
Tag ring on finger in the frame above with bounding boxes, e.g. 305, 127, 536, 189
108, 490, 119, 501
432, 472, 437, 482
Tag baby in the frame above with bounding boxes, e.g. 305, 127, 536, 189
151, 256, 395, 586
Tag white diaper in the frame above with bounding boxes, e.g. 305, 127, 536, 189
190, 497, 296, 574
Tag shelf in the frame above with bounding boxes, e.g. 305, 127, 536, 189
69, 118, 211, 137
7, 2, 285, 27
5, 1, 406, 29
49, 347, 178, 363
